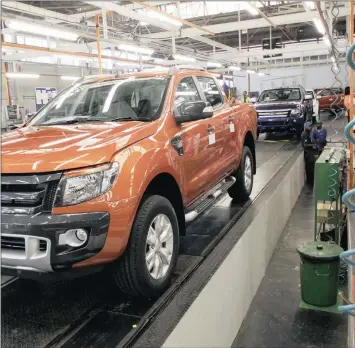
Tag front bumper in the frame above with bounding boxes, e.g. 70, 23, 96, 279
1, 212, 109, 274
257, 116, 304, 133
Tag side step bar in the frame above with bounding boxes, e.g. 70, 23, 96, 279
185, 176, 236, 223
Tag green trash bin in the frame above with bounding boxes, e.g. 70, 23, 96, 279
296, 241, 343, 307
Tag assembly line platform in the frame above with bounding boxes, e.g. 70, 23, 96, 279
1, 135, 305, 348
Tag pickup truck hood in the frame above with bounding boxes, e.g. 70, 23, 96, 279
2, 122, 157, 174
255, 101, 300, 111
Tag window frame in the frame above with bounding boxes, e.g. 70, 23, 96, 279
194, 75, 225, 112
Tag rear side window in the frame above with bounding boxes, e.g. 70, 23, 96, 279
196, 76, 223, 109
174, 77, 201, 116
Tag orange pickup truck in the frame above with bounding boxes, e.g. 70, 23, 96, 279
1, 67, 257, 297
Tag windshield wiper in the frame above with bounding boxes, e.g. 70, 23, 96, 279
110, 117, 150, 122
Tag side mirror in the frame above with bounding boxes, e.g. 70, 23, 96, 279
305, 94, 313, 100
316, 95, 321, 100
175, 101, 213, 124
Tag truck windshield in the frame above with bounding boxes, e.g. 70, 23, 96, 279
258, 88, 301, 102
30, 77, 169, 126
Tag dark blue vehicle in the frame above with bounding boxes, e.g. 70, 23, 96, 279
255, 86, 313, 140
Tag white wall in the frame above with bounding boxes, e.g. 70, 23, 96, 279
233, 63, 354, 96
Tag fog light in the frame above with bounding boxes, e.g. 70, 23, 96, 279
58, 228, 88, 247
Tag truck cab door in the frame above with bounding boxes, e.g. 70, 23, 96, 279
195, 76, 237, 178
172, 76, 218, 204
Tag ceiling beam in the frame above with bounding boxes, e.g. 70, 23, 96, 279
68, 1, 174, 21
134, 1, 215, 35
82, 1, 177, 31
146, 6, 349, 39
2, 1, 83, 24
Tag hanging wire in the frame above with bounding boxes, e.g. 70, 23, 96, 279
328, 0, 347, 144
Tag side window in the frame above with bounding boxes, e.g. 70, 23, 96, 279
174, 77, 201, 116
196, 76, 223, 109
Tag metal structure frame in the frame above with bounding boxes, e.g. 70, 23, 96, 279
1, 1, 352, 74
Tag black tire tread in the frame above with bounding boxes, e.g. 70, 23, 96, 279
228, 146, 253, 202
113, 195, 178, 297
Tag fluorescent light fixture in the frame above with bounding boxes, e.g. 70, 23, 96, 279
228, 66, 241, 71
258, 72, 265, 76
173, 54, 196, 62
313, 17, 325, 35
7, 20, 78, 41
207, 61, 222, 68
145, 9, 182, 27
243, 2, 259, 16
61, 76, 80, 81
119, 44, 154, 55
246, 69, 255, 74
304, 1, 315, 10
6, 72, 40, 79
323, 35, 331, 47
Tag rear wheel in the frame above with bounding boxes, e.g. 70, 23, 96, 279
113, 195, 179, 297
228, 146, 254, 202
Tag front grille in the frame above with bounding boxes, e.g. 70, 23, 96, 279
1, 236, 47, 251
259, 120, 287, 127
257, 109, 291, 118
1, 236, 25, 250
1, 173, 62, 215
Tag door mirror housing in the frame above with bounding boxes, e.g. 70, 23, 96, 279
305, 94, 313, 100
175, 101, 213, 124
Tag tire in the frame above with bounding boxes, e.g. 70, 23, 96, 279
113, 195, 179, 297
228, 146, 254, 202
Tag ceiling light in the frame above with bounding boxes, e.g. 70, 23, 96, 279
243, 2, 259, 16
61, 76, 80, 81
6, 20, 78, 41
119, 44, 154, 55
258, 72, 265, 76
313, 17, 326, 35
6, 72, 40, 79
304, 1, 315, 10
246, 69, 255, 74
207, 61, 222, 68
228, 66, 241, 71
145, 9, 182, 27
323, 35, 331, 47
173, 54, 196, 62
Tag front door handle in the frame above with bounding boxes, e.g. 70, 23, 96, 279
208, 125, 215, 132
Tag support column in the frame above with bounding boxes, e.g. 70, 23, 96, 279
95, 14, 103, 75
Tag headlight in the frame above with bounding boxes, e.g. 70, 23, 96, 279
290, 106, 301, 116
54, 162, 119, 207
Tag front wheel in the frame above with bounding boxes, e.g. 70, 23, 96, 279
113, 195, 179, 297
228, 146, 254, 202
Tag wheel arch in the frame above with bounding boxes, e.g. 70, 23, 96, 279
243, 131, 256, 174
143, 173, 185, 236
